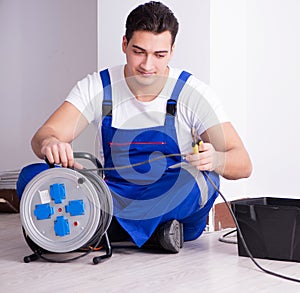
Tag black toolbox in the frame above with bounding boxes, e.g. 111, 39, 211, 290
231, 197, 300, 262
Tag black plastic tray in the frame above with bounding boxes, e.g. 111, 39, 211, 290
231, 197, 300, 262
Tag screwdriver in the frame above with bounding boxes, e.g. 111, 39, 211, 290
191, 127, 203, 154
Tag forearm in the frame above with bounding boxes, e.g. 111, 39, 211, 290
31, 102, 88, 166
186, 122, 252, 180
31, 126, 63, 159
214, 148, 252, 180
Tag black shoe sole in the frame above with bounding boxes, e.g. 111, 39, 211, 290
157, 220, 183, 253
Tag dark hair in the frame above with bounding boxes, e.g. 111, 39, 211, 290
125, 1, 179, 46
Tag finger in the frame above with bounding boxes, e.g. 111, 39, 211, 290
59, 143, 74, 168
198, 155, 212, 166
196, 155, 213, 170
197, 162, 213, 172
43, 147, 55, 164
65, 147, 75, 168
199, 141, 213, 153
51, 144, 62, 164
73, 161, 84, 170
186, 152, 211, 170
187, 151, 209, 162
185, 153, 200, 163
59, 148, 69, 168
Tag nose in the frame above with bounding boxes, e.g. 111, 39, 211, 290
140, 54, 154, 72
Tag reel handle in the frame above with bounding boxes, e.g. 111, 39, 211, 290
44, 156, 55, 168
73, 152, 102, 169
73, 152, 103, 177
44, 152, 102, 169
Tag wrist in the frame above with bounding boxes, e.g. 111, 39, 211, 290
213, 151, 226, 175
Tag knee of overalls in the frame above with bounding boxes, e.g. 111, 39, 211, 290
16, 163, 50, 199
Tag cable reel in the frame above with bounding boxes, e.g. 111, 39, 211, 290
20, 153, 113, 264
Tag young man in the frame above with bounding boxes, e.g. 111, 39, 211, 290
18, 1, 252, 253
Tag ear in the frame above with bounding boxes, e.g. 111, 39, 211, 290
122, 36, 128, 53
170, 44, 175, 57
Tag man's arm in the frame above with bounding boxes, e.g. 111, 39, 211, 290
31, 101, 89, 168
185, 122, 252, 180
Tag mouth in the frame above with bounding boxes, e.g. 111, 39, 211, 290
137, 70, 155, 77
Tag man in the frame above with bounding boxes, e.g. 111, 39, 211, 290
17, 1, 252, 253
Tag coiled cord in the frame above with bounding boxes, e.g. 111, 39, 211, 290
78, 170, 113, 247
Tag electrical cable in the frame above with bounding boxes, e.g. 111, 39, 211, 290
202, 170, 300, 284
78, 153, 185, 172
218, 228, 237, 244
78, 154, 300, 283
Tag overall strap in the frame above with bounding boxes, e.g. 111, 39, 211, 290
166, 71, 192, 123
100, 69, 113, 117
100, 68, 191, 122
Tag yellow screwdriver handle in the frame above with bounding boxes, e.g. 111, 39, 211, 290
192, 142, 199, 154
192, 141, 203, 154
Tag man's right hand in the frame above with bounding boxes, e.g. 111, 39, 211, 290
31, 102, 89, 169
41, 137, 82, 169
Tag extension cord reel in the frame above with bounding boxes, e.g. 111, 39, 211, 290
20, 153, 113, 263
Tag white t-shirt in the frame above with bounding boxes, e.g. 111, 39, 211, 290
66, 65, 229, 159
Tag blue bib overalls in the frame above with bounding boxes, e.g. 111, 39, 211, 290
99, 69, 220, 247
16, 69, 220, 248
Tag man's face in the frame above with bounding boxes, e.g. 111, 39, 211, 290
122, 30, 174, 88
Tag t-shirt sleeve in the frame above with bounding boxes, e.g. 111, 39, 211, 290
196, 85, 229, 133
65, 73, 102, 124
177, 76, 229, 136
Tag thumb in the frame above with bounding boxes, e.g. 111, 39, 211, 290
73, 161, 84, 170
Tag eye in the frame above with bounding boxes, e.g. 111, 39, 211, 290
133, 50, 145, 55
155, 53, 167, 59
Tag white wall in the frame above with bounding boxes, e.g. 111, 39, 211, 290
0, 0, 97, 171
211, 0, 300, 200
97, 0, 210, 83
210, 0, 248, 201
99, 0, 300, 200
246, 0, 300, 197
3, 0, 298, 201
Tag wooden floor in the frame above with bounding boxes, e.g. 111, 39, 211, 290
1, 213, 300, 293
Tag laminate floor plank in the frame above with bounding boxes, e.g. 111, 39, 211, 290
1, 214, 300, 292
